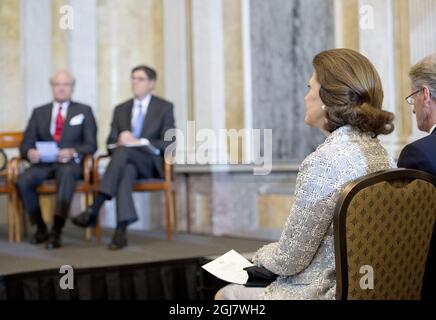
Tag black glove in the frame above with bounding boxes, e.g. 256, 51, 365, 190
243, 266, 278, 288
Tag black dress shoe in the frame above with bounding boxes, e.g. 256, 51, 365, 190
108, 229, 128, 250
46, 231, 62, 250
71, 208, 97, 228
30, 229, 49, 245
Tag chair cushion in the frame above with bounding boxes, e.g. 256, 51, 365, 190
135, 178, 165, 184
36, 179, 86, 193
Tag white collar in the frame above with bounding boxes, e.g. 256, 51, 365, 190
430, 123, 436, 135
53, 100, 70, 109
134, 95, 152, 109
53, 101, 71, 116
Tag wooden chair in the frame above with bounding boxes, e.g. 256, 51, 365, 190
92, 154, 175, 240
334, 169, 436, 300
0, 132, 24, 242
14, 154, 94, 243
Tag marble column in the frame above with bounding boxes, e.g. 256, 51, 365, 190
334, 0, 360, 50
250, 0, 334, 163
51, 0, 70, 71
69, 0, 97, 111
190, 0, 228, 164
20, 0, 53, 119
163, 0, 189, 164
223, 0, 245, 163
393, 0, 413, 147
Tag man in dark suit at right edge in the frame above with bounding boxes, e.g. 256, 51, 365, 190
73, 65, 175, 250
398, 54, 436, 300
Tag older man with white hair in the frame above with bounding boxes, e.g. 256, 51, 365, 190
16, 70, 97, 249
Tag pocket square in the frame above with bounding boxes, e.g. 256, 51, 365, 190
69, 114, 85, 126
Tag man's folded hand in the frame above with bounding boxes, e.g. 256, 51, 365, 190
28, 148, 40, 163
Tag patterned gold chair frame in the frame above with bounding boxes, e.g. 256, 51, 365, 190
334, 169, 436, 300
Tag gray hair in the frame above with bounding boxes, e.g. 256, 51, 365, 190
50, 70, 76, 86
409, 54, 436, 100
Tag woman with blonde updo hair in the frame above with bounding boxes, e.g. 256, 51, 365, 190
216, 48, 396, 300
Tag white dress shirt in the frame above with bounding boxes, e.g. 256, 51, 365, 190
131, 94, 151, 129
50, 101, 70, 136
429, 123, 436, 135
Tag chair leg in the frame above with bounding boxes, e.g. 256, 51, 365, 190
164, 189, 172, 240
14, 192, 22, 243
171, 190, 177, 231
7, 192, 14, 243
84, 191, 92, 242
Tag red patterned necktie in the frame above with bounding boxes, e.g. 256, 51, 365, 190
53, 104, 64, 143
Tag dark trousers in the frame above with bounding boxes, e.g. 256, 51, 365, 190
99, 147, 155, 224
16, 162, 82, 225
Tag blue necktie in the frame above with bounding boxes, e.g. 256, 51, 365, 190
133, 104, 145, 138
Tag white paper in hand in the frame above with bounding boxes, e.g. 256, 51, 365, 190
201, 250, 254, 285
36, 141, 59, 163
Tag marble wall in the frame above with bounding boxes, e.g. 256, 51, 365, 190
175, 168, 298, 240
0, 0, 24, 131
250, 0, 335, 163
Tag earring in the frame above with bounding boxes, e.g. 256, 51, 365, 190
321, 105, 326, 111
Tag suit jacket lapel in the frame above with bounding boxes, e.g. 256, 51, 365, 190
140, 96, 156, 137
60, 101, 76, 142
45, 104, 54, 139
126, 100, 134, 132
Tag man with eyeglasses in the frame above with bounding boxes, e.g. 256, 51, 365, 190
73, 65, 175, 250
399, 54, 436, 176
399, 54, 436, 301
16, 70, 97, 249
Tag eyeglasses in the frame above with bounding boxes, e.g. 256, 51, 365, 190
405, 88, 422, 105
131, 76, 148, 82
51, 82, 74, 88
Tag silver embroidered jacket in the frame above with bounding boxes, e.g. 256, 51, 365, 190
252, 125, 396, 300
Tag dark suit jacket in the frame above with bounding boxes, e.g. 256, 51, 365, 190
20, 101, 98, 161
398, 127, 436, 300
398, 127, 436, 176
106, 95, 175, 178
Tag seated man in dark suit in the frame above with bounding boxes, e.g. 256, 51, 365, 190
16, 70, 97, 249
398, 54, 436, 300
73, 65, 175, 250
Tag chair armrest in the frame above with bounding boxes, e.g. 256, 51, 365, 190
93, 154, 111, 186
10, 157, 24, 182
6, 158, 15, 186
